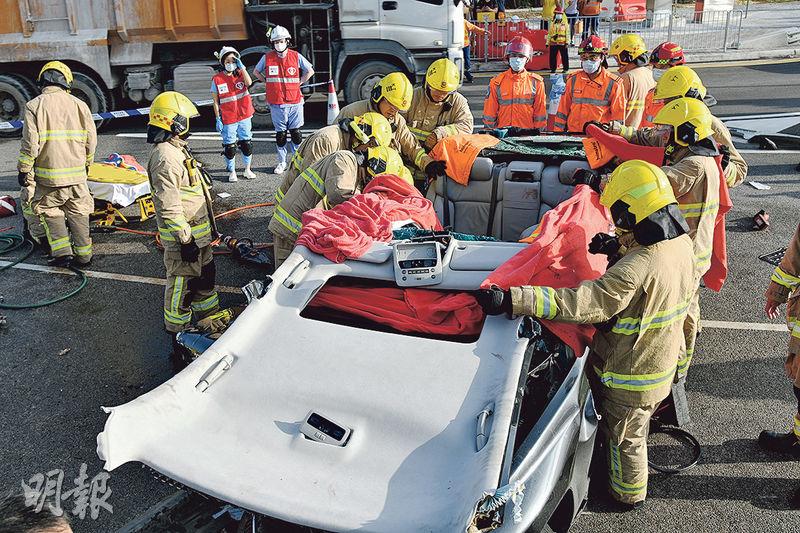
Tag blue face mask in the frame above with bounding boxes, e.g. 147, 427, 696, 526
652, 68, 665, 81
582, 59, 602, 74
509, 57, 527, 72
224, 63, 236, 73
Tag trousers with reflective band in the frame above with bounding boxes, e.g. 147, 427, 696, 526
163, 247, 218, 333
33, 182, 93, 259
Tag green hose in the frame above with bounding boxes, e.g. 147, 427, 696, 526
0, 232, 88, 309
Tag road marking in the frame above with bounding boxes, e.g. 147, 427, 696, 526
0, 260, 241, 294
738, 149, 800, 154
701, 320, 787, 332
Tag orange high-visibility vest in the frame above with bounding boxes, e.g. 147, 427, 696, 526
482, 69, 547, 130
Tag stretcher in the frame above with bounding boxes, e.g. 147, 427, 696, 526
87, 158, 155, 226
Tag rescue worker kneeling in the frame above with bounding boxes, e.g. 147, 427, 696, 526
477, 160, 696, 509
269, 146, 409, 268
146, 91, 220, 335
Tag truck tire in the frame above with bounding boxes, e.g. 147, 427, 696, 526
0, 73, 35, 138
239, 47, 272, 129
344, 60, 399, 105
70, 72, 113, 130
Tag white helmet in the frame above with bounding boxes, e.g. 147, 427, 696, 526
269, 25, 291, 42
214, 46, 240, 65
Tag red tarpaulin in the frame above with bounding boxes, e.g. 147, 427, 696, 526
704, 156, 731, 292
482, 185, 611, 356
585, 123, 666, 167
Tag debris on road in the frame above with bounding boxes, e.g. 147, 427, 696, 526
57, 348, 71, 357
748, 181, 771, 190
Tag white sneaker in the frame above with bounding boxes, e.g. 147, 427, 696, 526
228, 169, 238, 182
274, 162, 287, 175
243, 167, 257, 180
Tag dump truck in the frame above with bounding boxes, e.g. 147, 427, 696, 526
0, 0, 465, 136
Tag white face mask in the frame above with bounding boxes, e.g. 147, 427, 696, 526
224, 62, 236, 73
652, 68, 665, 81
509, 57, 527, 72
582, 59, 602, 74
274, 41, 288, 53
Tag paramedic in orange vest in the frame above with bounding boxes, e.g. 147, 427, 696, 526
642, 42, 685, 127
482, 36, 547, 131
253, 25, 315, 176
211, 46, 256, 183
579, 0, 601, 39
553, 35, 625, 133
609, 34, 655, 129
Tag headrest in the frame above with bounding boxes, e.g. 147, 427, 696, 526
469, 157, 494, 182
559, 160, 590, 185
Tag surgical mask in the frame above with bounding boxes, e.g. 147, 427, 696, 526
652, 68, 665, 81
509, 57, 527, 72
581, 59, 601, 74
555, 15, 563, 21
224, 63, 236, 73
274, 41, 288, 53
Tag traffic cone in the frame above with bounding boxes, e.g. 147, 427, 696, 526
326, 79, 340, 125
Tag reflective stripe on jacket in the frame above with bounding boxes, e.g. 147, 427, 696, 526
213, 71, 255, 125
263, 50, 303, 105
511, 234, 696, 405
711, 115, 748, 188
482, 69, 547, 130
619, 65, 656, 129
402, 86, 474, 146
554, 69, 626, 133
548, 20, 571, 46
766, 224, 800, 355
641, 88, 662, 128
147, 137, 214, 251
18, 86, 97, 187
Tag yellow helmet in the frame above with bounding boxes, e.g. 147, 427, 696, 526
609, 34, 648, 64
370, 72, 413, 111
37, 61, 73, 89
601, 160, 676, 227
349, 112, 393, 148
426, 58, 460, 93
365, 146, 405, 179
148, 91, 199, 134
654, 65, 707, 101
653, 97, 713, 147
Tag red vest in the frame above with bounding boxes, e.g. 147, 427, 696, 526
263, 50, 303, 105
213, 71, 255, 124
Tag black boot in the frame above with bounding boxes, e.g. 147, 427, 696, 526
48, 255, 73, 267
758, 430, 800, 456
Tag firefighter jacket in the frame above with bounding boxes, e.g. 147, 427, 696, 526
275, 125, 352, 204
269, 150, 363, 242
548, 19, 571, 46
641, 88, 661, 127
511, 233, 696, 406
483, 69, 547, 130
148, 137, 214, 251
711, 115, 747, 188
337, 100, 433, 171
18, 86, 96, 188
766, 224, 800, 356
618, 64, 656, 129
622, 128, 720, 281
212, 70, 255, 125
402, 86, 474, 147
554, 69, 626, 133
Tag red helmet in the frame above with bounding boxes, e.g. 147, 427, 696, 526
554, 6, 564, 14
578, 34, 608, 55
506, 36, 533, 59
650, 41, 685, 67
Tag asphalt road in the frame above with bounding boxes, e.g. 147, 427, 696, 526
0, 60, 799, 533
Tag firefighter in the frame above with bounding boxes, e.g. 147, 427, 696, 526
146, 91, 220, 336
336, 72, 446, 185
18, 61, 96, 267
553, 35, 625, 133
609, 33, 655, 129
402, 58, 473, 185
614, 97, 721, 379
269, 146, 408, 267
483, 36, 547, 131
211, 46, 256, 183
253, 25, 315, 175
275, 112, 393, 205
476, 160, 696, 509
548, 7, 571, 74
642, 41, 685, 127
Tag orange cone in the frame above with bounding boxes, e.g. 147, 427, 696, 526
326, 79, 340, 125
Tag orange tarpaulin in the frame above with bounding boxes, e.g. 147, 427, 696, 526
704, 156, 731, 292
428, 134, 500, 186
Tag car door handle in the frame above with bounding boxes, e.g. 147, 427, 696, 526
382, 1, 397, 10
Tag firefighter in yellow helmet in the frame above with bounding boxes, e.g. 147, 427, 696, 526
477, 160, 696, 510
336, 72, 447, 188
609, 34, 655, 129
274, 112, 392, 204
612, 65, 747, 187
269, 145, 407, 267
18, 61, 96, 267
147, 91, 220, 343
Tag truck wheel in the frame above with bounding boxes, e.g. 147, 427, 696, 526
344, 60, 399, 105
239, 48, 272, 129
0, 73, 35, 138
71, 72, 113, 130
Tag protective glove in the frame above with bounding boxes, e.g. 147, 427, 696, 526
571, 168, 602, 193
424, 160, 447, 179
180, 238, 201, 263
589, 233, 621, 257
475, 287, 512, 316
215, 116, 224, 134
584, 121, 611, 134
719, 144, 731, 171
235, 58, 246, 71
18, 171, 28, 187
